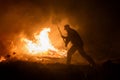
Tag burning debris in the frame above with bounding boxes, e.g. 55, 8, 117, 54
0, 52, 17, 62
0, 27, 67, 63
22, 28, 57, 54
21, 27, 66, 57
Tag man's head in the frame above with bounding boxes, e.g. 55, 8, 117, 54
64, 24, 70, 30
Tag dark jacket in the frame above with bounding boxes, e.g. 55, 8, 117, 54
63, 28, 83, 47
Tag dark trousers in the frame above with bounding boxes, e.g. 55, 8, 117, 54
67, 45, 95, 66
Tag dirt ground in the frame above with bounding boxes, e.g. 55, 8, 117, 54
0, 60, 120, 80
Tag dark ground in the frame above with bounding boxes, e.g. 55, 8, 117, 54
0, 60, 120, 80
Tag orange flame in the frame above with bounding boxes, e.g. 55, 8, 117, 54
21, 27, 66, 58
0, 56, 6, 62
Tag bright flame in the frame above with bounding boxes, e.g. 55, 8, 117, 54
22, 28, 58, 54
1, 27, 67, 63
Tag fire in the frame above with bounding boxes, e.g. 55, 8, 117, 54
21, 27, 66, 58
0, 27, 66, 63
22, 28, 57, 54
0, 56, 6, 62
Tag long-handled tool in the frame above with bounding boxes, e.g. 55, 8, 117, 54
51, 17, 66, 43
56, 25, 66, 43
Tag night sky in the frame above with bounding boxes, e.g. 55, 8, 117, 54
0, 0, 120, 63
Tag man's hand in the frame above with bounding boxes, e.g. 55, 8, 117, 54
61, 35, 66, 39
61, 35, 67, 47
65, 44, 67, 47
61, 35, 64, 38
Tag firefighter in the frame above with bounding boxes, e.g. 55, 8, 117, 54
62, 24, 95, 66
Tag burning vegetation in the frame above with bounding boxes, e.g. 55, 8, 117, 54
21, 27, 67, 58
0, 27, 67, 63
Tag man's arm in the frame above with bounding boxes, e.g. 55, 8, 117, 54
61, 36, 70, 47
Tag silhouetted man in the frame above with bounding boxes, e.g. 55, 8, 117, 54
62, 24, 95, 66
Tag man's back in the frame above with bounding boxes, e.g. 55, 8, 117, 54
67, 28, 83, 47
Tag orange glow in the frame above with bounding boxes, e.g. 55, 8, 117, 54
21, 27, 66, 58
22, 28, 57, 54
0, 56, 6, 62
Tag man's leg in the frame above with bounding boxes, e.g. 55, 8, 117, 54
78, 47, 95, 66
67, 46, 77, 64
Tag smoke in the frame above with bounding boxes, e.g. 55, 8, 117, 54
0, 0, 119, 63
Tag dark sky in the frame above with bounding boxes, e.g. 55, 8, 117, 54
0, 0, 120, 62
